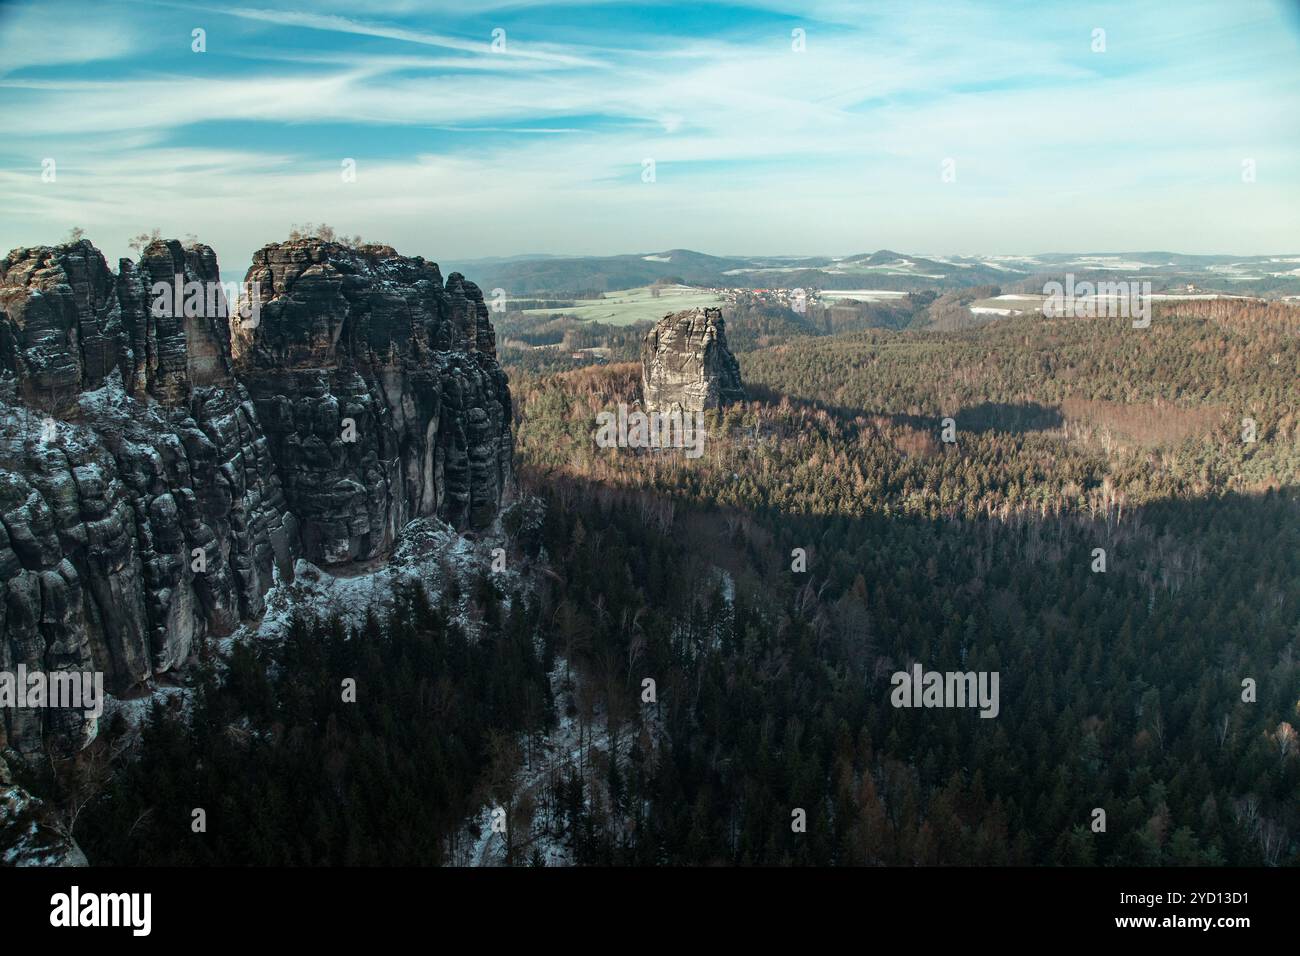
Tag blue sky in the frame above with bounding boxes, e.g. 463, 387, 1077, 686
1, 0, 1298, 272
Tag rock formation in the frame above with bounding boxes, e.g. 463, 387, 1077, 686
640, 307, 745, 415
0, 236, 512, 757
234, 239, 512, 564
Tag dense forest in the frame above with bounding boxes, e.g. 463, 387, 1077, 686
30, 298, 1299, 866
42, 584, 554, 865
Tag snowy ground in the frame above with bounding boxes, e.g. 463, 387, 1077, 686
454, 656, 592, 867
0, 762, 87, 866
452, 652, 663, 867
230, 517, 521, 647
99, 684, 192, 745
454, 563, 734, 866
99, 516, 526, 746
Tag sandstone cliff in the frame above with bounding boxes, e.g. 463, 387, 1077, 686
0, 236, 512, 757
640, 307, 745, 415
234, 239, 512, 564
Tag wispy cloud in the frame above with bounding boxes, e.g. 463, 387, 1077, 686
0, 3, 137, 75
1, 0, 1297, 267
211, 6, 607, 67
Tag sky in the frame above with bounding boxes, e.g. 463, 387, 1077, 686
1, 0, 1298, 274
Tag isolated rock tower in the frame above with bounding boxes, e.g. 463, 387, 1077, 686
640, 307, 745, 415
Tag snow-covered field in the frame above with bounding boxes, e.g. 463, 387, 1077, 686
819, 289, 911, 302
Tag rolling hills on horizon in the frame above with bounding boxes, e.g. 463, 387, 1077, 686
456, 247, 1300, 297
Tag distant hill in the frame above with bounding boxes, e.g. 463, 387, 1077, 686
458, 249, 1300, 297
456, 249, 753, 295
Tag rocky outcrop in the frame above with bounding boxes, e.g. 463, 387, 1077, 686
0, 752, 87, 866
233, 239, 513, 565
637, 304, 743, 413
641, 307, 745, 415
0, 237, 512, 756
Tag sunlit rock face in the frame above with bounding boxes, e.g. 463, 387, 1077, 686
641, 307, 745, 415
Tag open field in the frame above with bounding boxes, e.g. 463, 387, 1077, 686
518, 284, 723, 325
969, 291, 1264, 316
819, 289, 912, 302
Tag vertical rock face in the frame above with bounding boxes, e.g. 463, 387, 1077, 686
0, 240, 121, 414
0, 239, 298, 754
0, 236, 512, 756
641, 307, 745, 415
233, 239, 513, 565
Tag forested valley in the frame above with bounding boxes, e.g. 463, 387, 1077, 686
39, 299, 1298, 866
